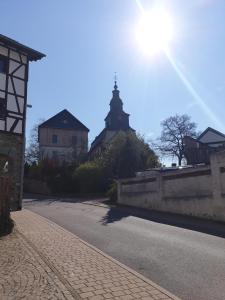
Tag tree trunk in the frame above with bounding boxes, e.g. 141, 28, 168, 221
178, 157, 182, 166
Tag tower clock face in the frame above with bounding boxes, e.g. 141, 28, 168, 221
0, 47, 28, 135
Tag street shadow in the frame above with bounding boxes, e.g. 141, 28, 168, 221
101, 206, 130, 225
23, 193, 107, 205
23, 194, 59, 205
100, 204, 225, 239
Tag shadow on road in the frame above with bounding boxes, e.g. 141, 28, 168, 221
100, 206, 130, 225
23, 193, 225, 239
23, 193, 106, 205
100, 204, 225, 239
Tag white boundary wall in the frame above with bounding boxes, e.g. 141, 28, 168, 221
118, 151, 225, 222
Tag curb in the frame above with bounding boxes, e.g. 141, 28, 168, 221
21, 209, 182, 300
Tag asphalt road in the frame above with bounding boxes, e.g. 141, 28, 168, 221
23, 196, 225, 300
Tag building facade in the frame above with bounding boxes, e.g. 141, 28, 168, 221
184, 127, 225, 165
38, 109, 89, 164
0, 34, 45, 210
89, 81, 135, 157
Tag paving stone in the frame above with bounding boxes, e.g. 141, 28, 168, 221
0, 209, 181, 300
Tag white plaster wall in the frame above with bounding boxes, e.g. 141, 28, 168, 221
163, 174, 212, 199
118, 151, 225, 222
0, 45, 8, 56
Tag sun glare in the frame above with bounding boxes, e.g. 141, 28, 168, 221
136, 8, 174, 56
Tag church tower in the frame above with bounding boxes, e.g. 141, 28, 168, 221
104, 81, 130, 130
89, 80, 134, 157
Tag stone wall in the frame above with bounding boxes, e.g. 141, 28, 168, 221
23, 179, 51, 195
118, 151, 225, 222
0, 132, 23, 211
0, 176, 13, 235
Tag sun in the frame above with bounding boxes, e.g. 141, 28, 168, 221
136, 8, 174, 56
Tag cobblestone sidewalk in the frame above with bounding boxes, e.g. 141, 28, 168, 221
0, 209, 181, 300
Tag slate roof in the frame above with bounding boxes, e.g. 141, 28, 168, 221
89, 128, 107, 152
89, 127, 135, 155
197, 127, 225, 141
39, 109, 89, 131
0, 34, 45, 61
104, 110, 129, 121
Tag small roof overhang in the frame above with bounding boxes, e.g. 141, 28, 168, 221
0, 34, 46, 61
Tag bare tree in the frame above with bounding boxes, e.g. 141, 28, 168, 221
25, 119, 45, 164
159, 114, 198, 166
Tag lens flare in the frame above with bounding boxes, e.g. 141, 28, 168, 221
136, 8, 174, 56
135, 0, 224, 131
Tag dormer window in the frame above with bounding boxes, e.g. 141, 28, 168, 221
0, 57, 7, 74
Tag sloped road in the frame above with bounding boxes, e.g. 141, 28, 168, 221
24, 197, 225, 300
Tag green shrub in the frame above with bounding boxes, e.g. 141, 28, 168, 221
106, 181, 118, 202
73, 161, 107, 194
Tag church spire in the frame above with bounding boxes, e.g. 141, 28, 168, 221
111, 77, 122, 110
114, 72, 118, 90
104, 78, 130, 130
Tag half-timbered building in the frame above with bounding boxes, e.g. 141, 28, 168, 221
0, 34, 45, 210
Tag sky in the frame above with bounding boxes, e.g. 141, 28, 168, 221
1, 0, 225, 160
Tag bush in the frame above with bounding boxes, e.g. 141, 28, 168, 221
73, 161, 107, 194
106, 181, 118, 203
24, 132, 159, 196
24, 160, 79, 194
100, 132, 159, 179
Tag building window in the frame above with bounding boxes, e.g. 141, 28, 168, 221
0, 58, 7, 74
52, 134, 58, 144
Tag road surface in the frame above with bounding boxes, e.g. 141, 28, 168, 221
23, 196, 225, 300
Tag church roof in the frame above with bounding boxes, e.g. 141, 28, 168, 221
104, 110, 129, 121
89, 128, 107, 152
39, 109, 89, 131
89, 126, 135, 155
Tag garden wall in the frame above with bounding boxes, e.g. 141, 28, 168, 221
118, 151, 225, 222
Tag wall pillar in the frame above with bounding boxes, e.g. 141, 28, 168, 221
210, 151, 225, 221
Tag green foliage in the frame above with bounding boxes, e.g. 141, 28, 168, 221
24, 132, 159, 195
24, 159, 79, 194
73, 161, 107, 194
106, 181, 118, 202
100, 132, 159, 179
72, 132, 159, 194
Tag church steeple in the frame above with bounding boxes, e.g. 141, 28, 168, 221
105, 80, 130, 130
89, 77, 135, 157
110, 80, 123, 112
114, 80, 118, 90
